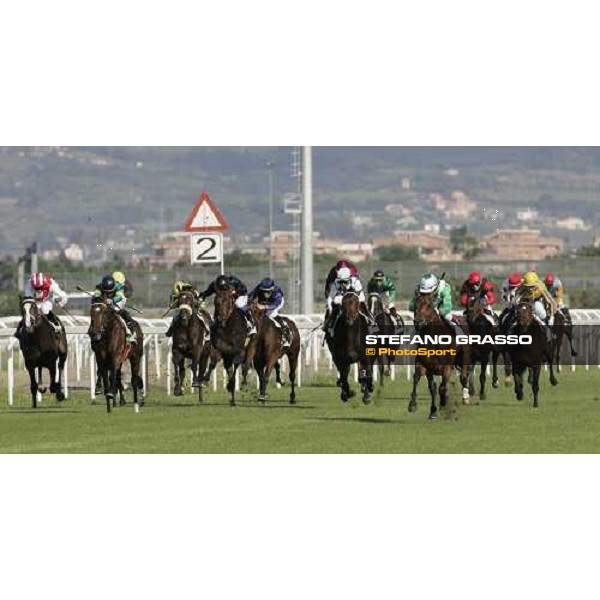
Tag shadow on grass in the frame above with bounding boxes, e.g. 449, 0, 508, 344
5, 408, 83, 415
142, 401, 317, 411
310, 416, 402, 425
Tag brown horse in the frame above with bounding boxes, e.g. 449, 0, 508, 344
171, 291, 212, 402
212, 289, 252, 406
507, 300, 557, 408
89, 300, 144, 414
464, 298, 502, 400
326, 292, 374, 404
409, 294, 470, 420
18, 298, 68, 408
249, 303, 300, 404
368, 293, 403, 385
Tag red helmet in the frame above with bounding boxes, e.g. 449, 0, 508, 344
545, 272, 555, 287
468, 271, 482, 287
30, 273, 51, 291
508, 273, 522, 288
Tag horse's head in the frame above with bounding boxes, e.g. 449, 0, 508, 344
517, 300, 535, 328
466, 296, 485, 323
249, 301, 267, 323
21, 298, 41, 334
342, 292, 360, 325
177, 291, 195, 326
368, 293, 384, 317
214, 289, 235, 326
89, 300, 111, 342
413, 293, 440, 329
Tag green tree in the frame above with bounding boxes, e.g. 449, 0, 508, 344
376, 246, 421, 261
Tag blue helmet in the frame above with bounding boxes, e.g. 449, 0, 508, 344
258, 278, 276, 293
374, 270, 385, 280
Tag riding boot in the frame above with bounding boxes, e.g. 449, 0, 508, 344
278, 318, 292, 347
121, 310, 138, 344
239, 308, 257, 336
47, 311, 63, 337
359, 302, 376, 327
165, 313, 179, 338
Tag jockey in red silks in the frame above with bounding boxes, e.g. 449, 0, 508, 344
460, 271, 498, 327
17, 273, 68, 338
324, 260, 360, 298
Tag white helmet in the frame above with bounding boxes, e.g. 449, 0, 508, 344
419, 273, 439, 294
337, 267, 352, 283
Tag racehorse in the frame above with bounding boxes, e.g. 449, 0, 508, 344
89, 300, 144, 414
250, 303, 300, 404
171, 290, 212, 402
326, 292, 374, 404
18, 298, 68, 408
553, 309, 578, 373
212, 288, 253, 407
464, 297, 501, 400
368, 293, 404, 385
506, 300, 557, 408
409, 294, 471, 420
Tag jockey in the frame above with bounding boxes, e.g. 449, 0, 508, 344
499, 272, 522, 328
165, 280, 211, 339
199, 274, 256, 335
545, 272, 572, 326
324, 266, 373, 335
459, 271, 498, 327
409, 273, 460, 333
516, 271, 556, 336
325, 259, 360, 298
17, 273, 68, 338
248, 278, 292, 347
94, 271, 137, 343
367, 269, 403, 326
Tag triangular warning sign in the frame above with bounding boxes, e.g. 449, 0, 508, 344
184, 191, 229, 233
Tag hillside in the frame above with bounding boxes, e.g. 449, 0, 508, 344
1, 146, 600, 255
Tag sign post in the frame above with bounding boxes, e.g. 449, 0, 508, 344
184, 191, 229, 275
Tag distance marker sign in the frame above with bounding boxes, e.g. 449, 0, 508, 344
190, 233, 223, 265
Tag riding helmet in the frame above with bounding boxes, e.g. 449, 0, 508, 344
101, 275, 116, 293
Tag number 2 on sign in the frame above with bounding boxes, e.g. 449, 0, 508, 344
191, 233, 222, 264
196, 237, 217, 261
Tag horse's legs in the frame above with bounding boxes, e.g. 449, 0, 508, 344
479, 355, 489, 401
259, 354, 279, 404
224, 357, 239, 407
173, 354, 184, 397
513, 366, 525, 402
440, 366, 455, 419
504, 352, 513, 387
339, 364, 351, 403
287, 351, 299, 405
129, 354, 141, 412
409, 365, 423, 413
491, 346, 500, 388
566, 326, 578, 358
427, 372, 438, 420
531, 365, 542, 408
55, 353, 67, 402
28, 367, 39, 409
105, 360, 119, 413
360, 359, 374, 405
203, 351, 219, 383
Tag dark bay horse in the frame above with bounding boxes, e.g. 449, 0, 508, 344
90, 301, 144, 414
368, 293, 403, 385
250, 303, 300, 404
409, 294, 470, 420
326, 292, 374, 404
464, 298, 501, 401
18, 298, 68, 408
212, 289, 252, 407
171, 291, 212, 402
507, 301, 557, 408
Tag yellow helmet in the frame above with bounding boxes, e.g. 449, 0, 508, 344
522, 272, 539, 287
112, 271, 126, 285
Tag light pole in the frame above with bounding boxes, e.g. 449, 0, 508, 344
301, 147, 314, 314
267, 160, 275, 279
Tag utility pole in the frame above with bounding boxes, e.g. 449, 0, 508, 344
300, 146, 314, 314
267, 160, 275, 279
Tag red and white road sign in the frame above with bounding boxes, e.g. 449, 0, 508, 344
184, 191, 229, 233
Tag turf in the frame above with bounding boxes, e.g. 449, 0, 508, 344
2, 369, 600, 453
